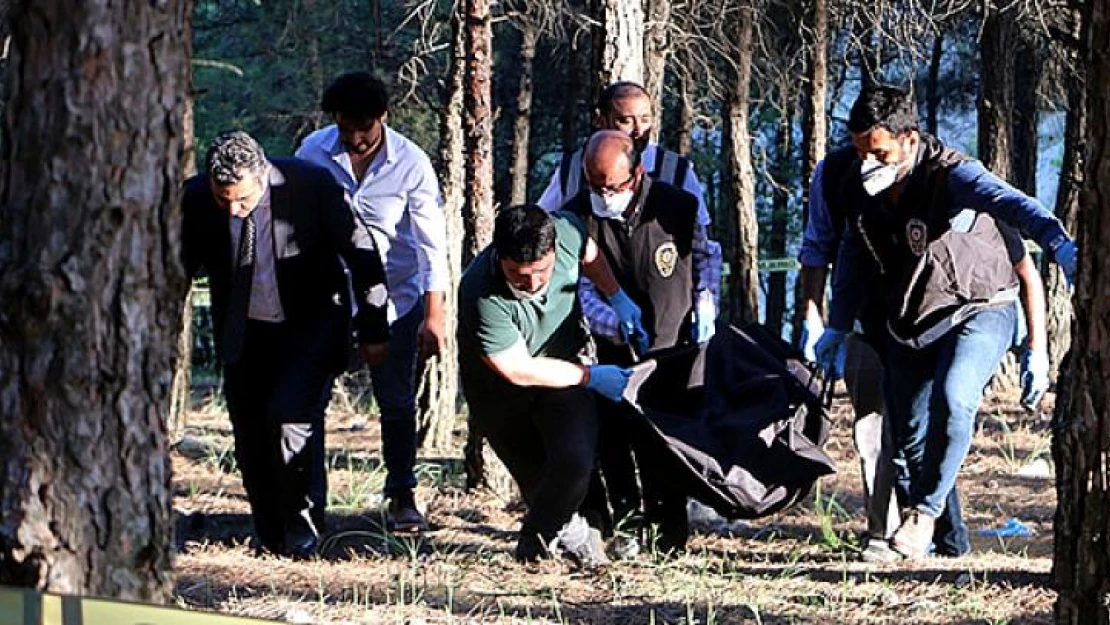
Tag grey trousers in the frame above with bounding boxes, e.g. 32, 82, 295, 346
843, 333, 901, 539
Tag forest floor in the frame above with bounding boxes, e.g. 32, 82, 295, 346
171, 383, 1058, 624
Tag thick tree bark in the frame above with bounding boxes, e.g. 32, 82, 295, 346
1054, 2, 1109, 621
462, 0, 494, 264
724, 2, 761, 326
418, 0, 466, 455
642, 0, 671, 141
590, 0, 644, 101
0, 0, 191, 600
508, 23, 537, 206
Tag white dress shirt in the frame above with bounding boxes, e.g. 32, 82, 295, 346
297, 124, 448, 322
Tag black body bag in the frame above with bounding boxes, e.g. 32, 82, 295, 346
619, 322, 836, 519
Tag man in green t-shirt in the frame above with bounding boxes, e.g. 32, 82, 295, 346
459, 204, 644, 568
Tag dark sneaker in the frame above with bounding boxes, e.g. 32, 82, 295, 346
385, 491, 428, 533
891, 510, 936, 559
514, 529, 554, 562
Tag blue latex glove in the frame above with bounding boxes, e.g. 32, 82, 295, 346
1020, 349, 1050, 411
586, 365, 633, 402
799, 318, 824, 362
608, 289, 650, 355
1054, 240, 1078, 286
692, 292, 717, 344
814, 328, 848, 379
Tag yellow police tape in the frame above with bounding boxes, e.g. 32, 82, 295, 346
0, 586, 277, 625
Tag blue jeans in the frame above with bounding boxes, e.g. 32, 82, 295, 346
371, 302, 424, 497
885, 304, 1016, 518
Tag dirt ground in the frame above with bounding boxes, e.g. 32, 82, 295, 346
172, 385, 1058, 624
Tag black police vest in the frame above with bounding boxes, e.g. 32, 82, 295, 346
568, 177, 697, 352
851, 134, 1019, 347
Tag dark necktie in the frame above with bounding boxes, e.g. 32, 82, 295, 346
222, 211, 257, 364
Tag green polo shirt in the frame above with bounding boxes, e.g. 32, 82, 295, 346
458, 212, 589, 397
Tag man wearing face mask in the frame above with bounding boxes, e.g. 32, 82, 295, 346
799, 144, 1051, 562
558, 130, 707, 554
537, 82, 721, 345
458, 204, 643, 568
815, 86, 1076, 559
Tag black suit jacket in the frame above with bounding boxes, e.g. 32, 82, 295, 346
183, 158, 389, 372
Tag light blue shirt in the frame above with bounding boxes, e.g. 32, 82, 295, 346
297, 124, 448, 322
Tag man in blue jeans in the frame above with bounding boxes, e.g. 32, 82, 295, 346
816, 86, 1076, 558
800, 144, 1051, 561
298, 72, 449, 532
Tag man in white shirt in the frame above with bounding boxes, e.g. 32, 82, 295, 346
297, 72, 449, 533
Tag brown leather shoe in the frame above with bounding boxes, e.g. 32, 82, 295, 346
385, 491, 428, 533
891, 509, 936, 559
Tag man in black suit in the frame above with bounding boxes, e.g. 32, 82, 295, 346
183, 131, 389, 557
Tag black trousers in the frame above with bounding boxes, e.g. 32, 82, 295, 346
222, 318, 337, 553
468, 386, 598, 540
584, 343, 689, 550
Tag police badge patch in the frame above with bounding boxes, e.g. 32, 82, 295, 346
906, 219, 928, 256
655, 242, 678, 278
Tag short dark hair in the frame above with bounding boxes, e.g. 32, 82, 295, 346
205, 131, 267, 186
595, 81, 650, 118
493, 204, 557, 263
321, 71, 389, 120
847, 85, 918, 136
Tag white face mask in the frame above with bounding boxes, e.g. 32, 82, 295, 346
860, 159, 899, 196
590, 190, 634, 220
506, 279, 550, 301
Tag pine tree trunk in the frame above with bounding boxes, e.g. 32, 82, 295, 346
418, 0, 466, 455
1054, 3, 1109, 620
590, 0, 644, 99
508, 24, 537, 206
1011, 33, 1043, 198
676, 63, 694, 155
978, 10, 1016, 180
459, 0, 514, 500
1045, 5, 1086, 381
978, 8, 1020, 394
794, 0, 827, 342
462, 0, 494, 265
724, 2, 761, 326
766, 99, 793, 337
0, 0, 191, 599
562, 29, 586, 155
925, 32, 944, 136
642, 0, 671, 142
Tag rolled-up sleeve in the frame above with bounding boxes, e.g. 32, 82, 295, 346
408, 155, 450, 293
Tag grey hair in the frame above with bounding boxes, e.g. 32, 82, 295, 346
205, 131, 268, 185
